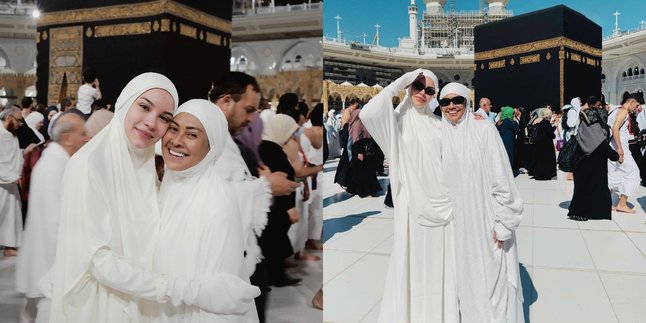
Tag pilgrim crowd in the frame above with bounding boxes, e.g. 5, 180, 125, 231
0, 68, 323, 323
325, 67, 646, 323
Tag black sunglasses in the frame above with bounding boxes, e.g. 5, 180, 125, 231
411, 80, 436, 96
438, 96, 467, 107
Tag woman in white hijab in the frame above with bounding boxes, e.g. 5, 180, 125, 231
360, 69, 458, 323
152, 99, 259, 322
25, 112, 46, 144
439, 82, 524, 323
49, 73, 257, 323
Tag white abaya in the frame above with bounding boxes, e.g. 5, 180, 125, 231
360, 69, 459, 323
153, 99, 258, 323
48, 73, 180, 323
607, 108, 640, 197
0, 125, 23, 249
440, 83, 524, 323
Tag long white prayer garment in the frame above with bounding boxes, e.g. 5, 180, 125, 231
439, 82, 524, 323
360, 69, 459, 323
48, 73, 180, 323
152, 99, 258, 323
15, 142, 70, 323
0, 124, 23, 249
16, 142, 70, 296
213, 110, 272, 277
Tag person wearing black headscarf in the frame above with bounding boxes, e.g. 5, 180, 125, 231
567, 106, 619, 221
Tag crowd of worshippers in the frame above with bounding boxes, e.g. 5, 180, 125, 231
0, 69, 324, 323
471, 91, 646, 222
326, 98, 386, 199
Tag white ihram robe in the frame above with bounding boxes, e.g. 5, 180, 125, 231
607, 108, 640, 197
360, 69, 459, 323
440, 83, 524, 323
15, 142, 70, 323
153, 99, 258, 322
0, 125, 23, 249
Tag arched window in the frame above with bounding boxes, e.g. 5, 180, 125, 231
641, 68, 645, 75
635, 66, 639, 75
601, 74, 606, 79
294, 55, 302, 63
628, 68, 633, 76
623, 71, 627, 77
239, 56, 247, 65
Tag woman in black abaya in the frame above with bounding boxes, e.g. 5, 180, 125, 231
531, 108, 557, 180
345, 109, 381, 197
568, 107, 619, 221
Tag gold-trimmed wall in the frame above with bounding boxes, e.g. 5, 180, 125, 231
47, 26, 83, 105
474, 36, 601, 61
0, 73, 37, 103
255, 69, 323, 109
37, 0, 231, 34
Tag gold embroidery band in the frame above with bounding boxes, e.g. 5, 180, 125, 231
37, 0, 231, 34
559, 53, 564, 108
474, 36, 601, 61
94, 22, 151, 37
488, 59, 506, 70
179, 23, 197, 39
519, 54, 540, 65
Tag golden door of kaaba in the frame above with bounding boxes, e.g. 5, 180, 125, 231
36, 0, 232, 105
474, 5, 602, 111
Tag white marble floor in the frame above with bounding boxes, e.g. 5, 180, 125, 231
323, 158, 646, 323
0, 246, 322, 323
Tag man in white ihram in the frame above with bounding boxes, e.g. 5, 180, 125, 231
15, 113, 90, 323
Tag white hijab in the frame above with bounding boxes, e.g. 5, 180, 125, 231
262, 114, 299, 147
570, 97, 582, 112
395, 69, 453, 226
25, 112, 45, 144
439, 82, 523, 316
50, 73, 178, 320
157, 98, 230, 230
156, 99, 256, 319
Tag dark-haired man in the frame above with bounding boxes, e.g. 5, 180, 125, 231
209, 72, 299, 322
76, 67, 101, 116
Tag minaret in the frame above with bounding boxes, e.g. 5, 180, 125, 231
409, 0, 418, 47
613, 11, 620, 36
335, 15, 342, 42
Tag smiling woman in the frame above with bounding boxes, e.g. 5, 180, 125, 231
162, 112, 210, 171
48, 74, 257, 323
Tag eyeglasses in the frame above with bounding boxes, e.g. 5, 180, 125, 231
438, 96, 467, 107
411, 80, 436, 96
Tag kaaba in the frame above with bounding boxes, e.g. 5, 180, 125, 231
35, 0, 232, 105
474, 5, 602, 111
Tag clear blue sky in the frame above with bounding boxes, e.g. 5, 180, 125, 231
323, 0, 646, 47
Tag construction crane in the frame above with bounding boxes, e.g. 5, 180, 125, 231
371, 24, 381, 47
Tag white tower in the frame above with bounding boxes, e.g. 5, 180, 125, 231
424, 0, 446, 15
335, 15, 342, 42
409, 0, 418, 47
613, 11, 620, 36
486, 0, 509, 15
